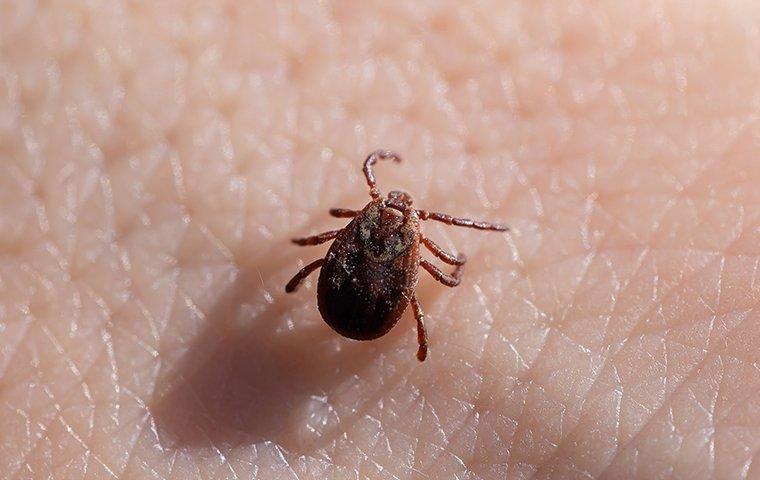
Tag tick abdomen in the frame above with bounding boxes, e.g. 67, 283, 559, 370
317, 201, 420, 340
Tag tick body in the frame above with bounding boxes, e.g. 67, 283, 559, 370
286, 151, 508, 361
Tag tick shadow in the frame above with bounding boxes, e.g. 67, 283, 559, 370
150, 256, 390, 453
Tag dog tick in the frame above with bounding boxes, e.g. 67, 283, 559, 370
285, 150, 508, 361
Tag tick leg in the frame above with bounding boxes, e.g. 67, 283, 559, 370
329, 208, 358, 218
285, 259, 324, 293
411, 295, 428, 362
421, 259, 464, 287
417, 209, 508, 232
421, 235, 467, 266
292, 229, 341, 246
363, 150, 402, 199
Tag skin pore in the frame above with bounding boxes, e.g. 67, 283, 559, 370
2, 1, 760, 479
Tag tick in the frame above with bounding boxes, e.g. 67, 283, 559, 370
285, 150, 508, 361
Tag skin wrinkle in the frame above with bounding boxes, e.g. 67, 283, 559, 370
13, 384, 99, 480
299, 362, 411, 455
506, 192, 748, 475
487, 249, 616, 470
7, 308, 112, 477
345, 418, 409, 480
527, 221, 747, 474
574, 262, 737, 474
465, 282, 499, 416
580, 262, 760, 477
594, 314, 751, 477
0, 0, 754, 478
439, 409, 494, 475
605, 354, 727, 477
10, 203, 197, 474
148, 256, 398, 474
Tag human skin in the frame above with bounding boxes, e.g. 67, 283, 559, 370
2, 1, 760, 479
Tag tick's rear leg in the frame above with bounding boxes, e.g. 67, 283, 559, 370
421, 259, 464, 287
411, 295, 428, 362
329, 208, 358, 218
363, 150, 402, 198
417, 209, 508, 232
292, 230, 341, 246
285, 259, 324, 293
421, 235, 467, 266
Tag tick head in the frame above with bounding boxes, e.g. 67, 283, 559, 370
387, 190, 414, 208
359, 199, 416, 262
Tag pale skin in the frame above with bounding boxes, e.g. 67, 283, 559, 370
1, 1, 760, 479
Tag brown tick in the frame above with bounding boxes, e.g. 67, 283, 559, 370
285, 151, 508, 361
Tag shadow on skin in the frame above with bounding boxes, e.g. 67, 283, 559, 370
149, 252, 394, 453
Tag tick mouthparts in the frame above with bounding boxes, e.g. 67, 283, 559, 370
385, 202, 407, 213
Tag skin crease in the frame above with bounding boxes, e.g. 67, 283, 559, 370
2, 0, 760, 479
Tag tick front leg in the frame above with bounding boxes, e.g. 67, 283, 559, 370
329, 208, 358, 218
421, 259, 464, 287
292, 229, 341, 246
285, 259, 324, 293
411, 295, 428, 362
363, 150, 402, 198
417, 209, 508, 232
421, 235, 467, 266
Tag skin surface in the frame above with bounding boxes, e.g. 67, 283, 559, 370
2, 1, 760, 479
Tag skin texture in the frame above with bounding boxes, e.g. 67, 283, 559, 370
1, 1, 760, 479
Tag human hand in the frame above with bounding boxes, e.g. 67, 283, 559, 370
2, 2, 759, 479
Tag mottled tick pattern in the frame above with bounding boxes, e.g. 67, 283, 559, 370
285, 151, 508, 361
